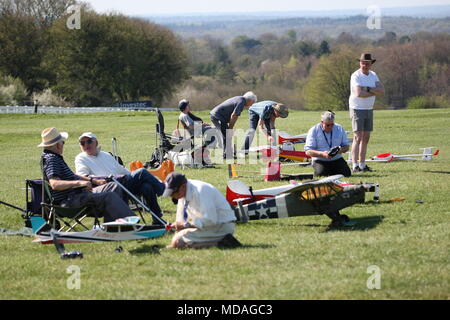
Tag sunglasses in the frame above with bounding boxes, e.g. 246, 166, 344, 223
79, 138, 95, 146
322, 122, 334, 128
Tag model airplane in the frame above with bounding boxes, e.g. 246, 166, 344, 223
277, 131, 307, 145
32, 216, 167, 245
249, 145, 311, 163
231, 177, 373, 227
277, 131, 351, 145
226, 175, 380, 206
368, 147, 440, 162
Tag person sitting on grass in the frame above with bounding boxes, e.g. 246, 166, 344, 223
163, 172, 241, 249
74, 132, 166, 225
39, 128, 135, 223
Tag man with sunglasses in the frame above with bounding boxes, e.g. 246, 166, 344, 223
38, 128, 135, 223
75, 132, 166, 225
304, 111, 351, 177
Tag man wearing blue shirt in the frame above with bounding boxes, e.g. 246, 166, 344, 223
241, 100, 289, 153
304, 111, 351, 177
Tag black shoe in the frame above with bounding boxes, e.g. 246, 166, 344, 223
362, 165, 373, 172
218, 234, 242, 248
352, 166, 362, 173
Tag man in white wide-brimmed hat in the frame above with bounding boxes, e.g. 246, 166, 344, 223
38, 128, 135, 223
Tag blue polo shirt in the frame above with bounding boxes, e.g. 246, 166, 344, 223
249, 101, 277, 120
304, 123, 349, 162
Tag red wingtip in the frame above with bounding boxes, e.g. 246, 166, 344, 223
433, 149, 440, 156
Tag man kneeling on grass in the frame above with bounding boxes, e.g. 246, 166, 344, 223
163, 173, 241, 249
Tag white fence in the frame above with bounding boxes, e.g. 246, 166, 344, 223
0, 106, 177, 114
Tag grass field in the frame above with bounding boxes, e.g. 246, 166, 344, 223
0, 108, 449, 300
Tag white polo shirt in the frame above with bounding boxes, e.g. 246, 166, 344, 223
75, 150, 129, 177
176, 180, 236, 229
349, 69, 380, 110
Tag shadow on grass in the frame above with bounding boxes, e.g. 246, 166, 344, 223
324, 215, 384, 232
219, 243, 276, 251
128, 243, 276, 254
129, 244, 165, 255
424, 170, 450, 175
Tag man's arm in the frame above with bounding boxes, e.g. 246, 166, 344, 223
355, 85, 376, 98
306, 149, 331, 159
228, 113, 240, 129
370, 81, 385, 96
48, 177, 91, 191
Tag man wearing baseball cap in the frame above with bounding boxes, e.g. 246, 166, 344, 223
163, 172, 241, 249
75, 132, 166, 225
241, 100, 289, 154
38, 128, 135, 223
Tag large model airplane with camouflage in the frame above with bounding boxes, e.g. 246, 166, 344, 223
227, 175, 380, 227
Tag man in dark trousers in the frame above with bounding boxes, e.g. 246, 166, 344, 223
38, 127, 135, 223
210, 91, 257, 159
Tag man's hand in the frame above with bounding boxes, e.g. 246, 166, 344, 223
328, 146, 341, 157
78, 180, 92, 190
171, 221, 186, 232
92, 178, 107, 186
322, 151, 332, 159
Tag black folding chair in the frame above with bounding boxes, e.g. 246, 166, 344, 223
25, 179, 99, 232
148, 108, 190, 168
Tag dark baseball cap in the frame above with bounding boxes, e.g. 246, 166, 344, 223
178, 99, 189, 111
162, 172, 187, 197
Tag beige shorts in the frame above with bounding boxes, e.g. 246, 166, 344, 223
350, 109, 373, 132
176, 222, 235, 244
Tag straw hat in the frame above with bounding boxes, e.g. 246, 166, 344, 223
273, 104, 289, 118
37, 128, 68, 147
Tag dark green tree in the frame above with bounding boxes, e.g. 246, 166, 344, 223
0, 0, 76, 94
304, 47, 355, 110
317, 40, 331, 57
45, 11, 188, 106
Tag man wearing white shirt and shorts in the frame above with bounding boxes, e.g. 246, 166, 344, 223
162, 172, 241, 249
349, 53, 385, 172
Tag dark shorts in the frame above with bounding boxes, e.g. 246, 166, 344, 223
350, 109, 373, 132
313, 158, 352, 178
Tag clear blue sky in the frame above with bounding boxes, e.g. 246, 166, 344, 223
86, 0, 450, 15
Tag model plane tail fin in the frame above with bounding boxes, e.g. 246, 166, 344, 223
30, 216, 49, 234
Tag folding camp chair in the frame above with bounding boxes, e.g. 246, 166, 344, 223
25, 179, 99, 232
147, 108, 190, 168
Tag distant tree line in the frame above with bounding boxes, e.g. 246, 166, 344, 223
167, 29, 450, 110
0, 1, 448, 110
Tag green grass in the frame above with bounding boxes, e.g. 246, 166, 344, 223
0, 109, 449, 300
